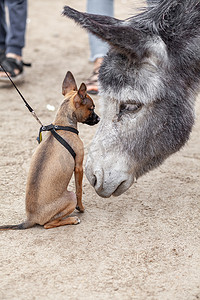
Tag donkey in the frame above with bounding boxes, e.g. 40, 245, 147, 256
63, 0, 200, 198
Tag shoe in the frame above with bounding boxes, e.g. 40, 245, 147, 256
86, 67, 99, 95
0, 57, 31, 83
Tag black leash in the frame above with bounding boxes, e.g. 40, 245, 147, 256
0, 62, 43, 126
0, 62, 78, 159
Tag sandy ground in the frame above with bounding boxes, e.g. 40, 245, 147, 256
0, 1, 200, 299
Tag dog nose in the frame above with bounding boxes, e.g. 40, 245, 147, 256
94, 113, 100, 124
83, 112, 100, 126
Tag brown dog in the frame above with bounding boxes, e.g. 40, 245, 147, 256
0, 71, 99, 230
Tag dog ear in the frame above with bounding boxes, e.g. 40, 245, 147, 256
62, 71, 78, 96
78, 83, 87, 100
73, 83, 87, 108
63, 6, 147, 59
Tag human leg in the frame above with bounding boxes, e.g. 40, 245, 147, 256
6, 0, 27, 57
0, 0, 27, 81
0, 0, 6, 61
86, 0, 114, 94
87, 0, 113, 62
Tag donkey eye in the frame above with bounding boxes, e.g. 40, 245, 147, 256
119, 103, 142, 114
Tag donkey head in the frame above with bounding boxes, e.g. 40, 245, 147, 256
63, 1, 200, 197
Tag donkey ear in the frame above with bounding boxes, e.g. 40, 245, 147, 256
78, 83, 87, 100
62, 71, 77, 96
63, 6, 147, 59
63, 6, 121, 26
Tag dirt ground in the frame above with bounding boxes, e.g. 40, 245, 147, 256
0, 1, 200, 299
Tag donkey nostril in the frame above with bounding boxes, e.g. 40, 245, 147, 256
92, 175, 97, 187
88, 169, 104, 192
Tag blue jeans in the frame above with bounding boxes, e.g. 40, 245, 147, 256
0, 0, 27, 56
87, 0, 114, 62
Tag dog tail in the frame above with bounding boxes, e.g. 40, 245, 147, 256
0, 220, 35, 230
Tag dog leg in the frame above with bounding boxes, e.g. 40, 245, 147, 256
74, 163, 85, 212
43, 194, 79, 229
44, 216, 80, 229
34, 190, 77, 227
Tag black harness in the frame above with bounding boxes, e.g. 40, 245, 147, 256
38, 124, 79, 160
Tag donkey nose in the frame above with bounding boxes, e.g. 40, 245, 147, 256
87, 166, 104, 192
91, 174, 97, 187
92, 169, 104, 192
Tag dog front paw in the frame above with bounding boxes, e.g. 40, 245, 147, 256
76, 205, 85, 213
74, 217, 81, 225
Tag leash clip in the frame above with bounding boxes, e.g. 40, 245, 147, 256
37, 124, 55, 143
42, 124, 54, 132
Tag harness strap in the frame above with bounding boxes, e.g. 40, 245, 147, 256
51, 129, 76, 160
37, 124, 78, 160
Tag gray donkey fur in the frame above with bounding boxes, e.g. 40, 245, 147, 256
63, 1, 200, 198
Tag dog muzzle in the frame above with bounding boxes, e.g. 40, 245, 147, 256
83, 112, 100, 126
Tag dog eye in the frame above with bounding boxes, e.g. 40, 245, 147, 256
119, 103, 143, 114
